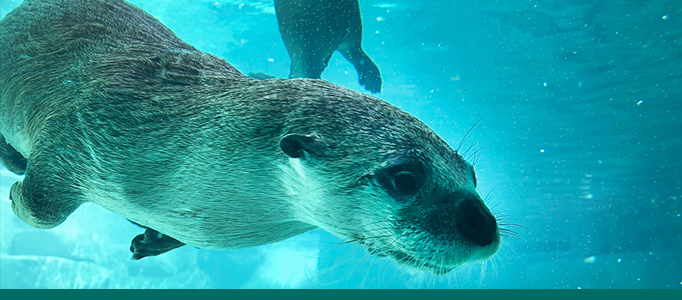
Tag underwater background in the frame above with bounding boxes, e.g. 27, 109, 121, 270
1, 0, 681, 289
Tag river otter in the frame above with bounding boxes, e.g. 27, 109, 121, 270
0, 0, 498, 274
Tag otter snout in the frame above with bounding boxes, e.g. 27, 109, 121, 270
421, 191, 499, 248
455, 196, 498, 247
391, 190, 500, 273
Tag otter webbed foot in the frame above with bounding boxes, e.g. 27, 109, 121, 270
339, 47, 382, 94
130, 228, 185, 260
357, 64, 382, 94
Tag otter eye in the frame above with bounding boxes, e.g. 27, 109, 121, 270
375, 161, 423, 198
393, 171, 418, 195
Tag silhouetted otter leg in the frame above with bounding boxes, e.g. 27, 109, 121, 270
288, 47, 330, 79
9, 134, 85, 229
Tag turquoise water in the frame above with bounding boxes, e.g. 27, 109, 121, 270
1, 0, 681, 288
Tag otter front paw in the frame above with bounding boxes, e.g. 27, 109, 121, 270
10, 181, 55, 229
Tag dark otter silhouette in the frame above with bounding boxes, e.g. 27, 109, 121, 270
275, 0, 382, 93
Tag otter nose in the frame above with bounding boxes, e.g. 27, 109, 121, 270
455, 197, 498, 247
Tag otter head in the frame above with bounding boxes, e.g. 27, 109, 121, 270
362, 147, 500, 275
276, 83, 500, 275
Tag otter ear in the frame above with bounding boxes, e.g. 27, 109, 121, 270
279, 133, 326, 158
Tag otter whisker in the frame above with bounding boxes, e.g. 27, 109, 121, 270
456, 118, 484, 153
467, 145, 489, 165
483, 187, 496, 205
499, 229, 523, 241
497, 222, 526, 229
462, 139, 482, 158
358, 225, 414, 236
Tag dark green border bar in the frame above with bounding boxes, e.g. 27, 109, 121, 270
0, 289, 681, 300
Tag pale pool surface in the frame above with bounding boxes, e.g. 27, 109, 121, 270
1, 0, 681, 289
